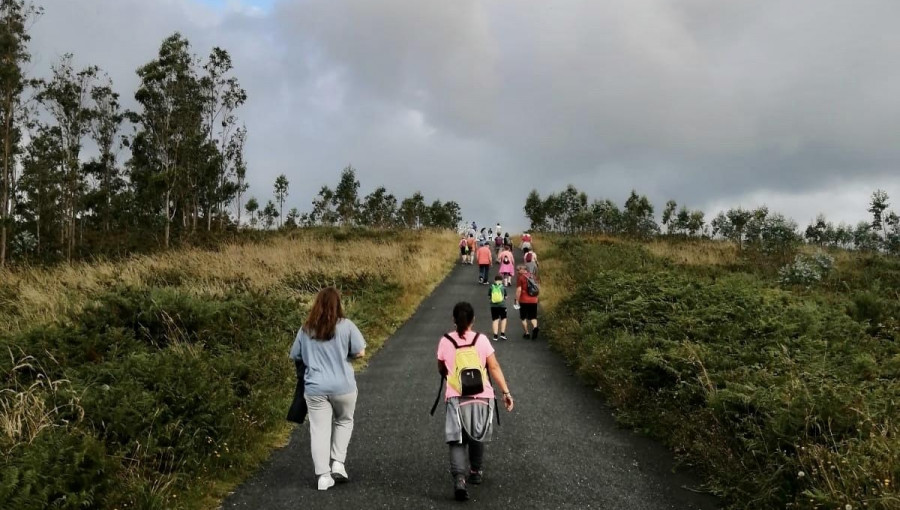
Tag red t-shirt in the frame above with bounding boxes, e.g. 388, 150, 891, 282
517, 273, 539, 304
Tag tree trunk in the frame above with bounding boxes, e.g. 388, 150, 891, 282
67, 163, 76, 262
0, 98, 11, 268
192, 199, 198, 232
104, 156, 110, 233
164, 188, 171, 249
236, 189, 242, 227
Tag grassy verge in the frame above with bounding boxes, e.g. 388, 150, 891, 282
538, 235, 899, 510
0, 228, 457, 510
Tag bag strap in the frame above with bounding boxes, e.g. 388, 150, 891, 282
430, 375, 446, 416
443, 333, 460, 349
483, 369, 501, 426
444, 332, 482, 349
431, 333, 499, 425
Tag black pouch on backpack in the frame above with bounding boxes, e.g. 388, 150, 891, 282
459, 368, 484, 396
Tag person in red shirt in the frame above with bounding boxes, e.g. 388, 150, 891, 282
476, 242, 493, 284
514, 264, 539, 339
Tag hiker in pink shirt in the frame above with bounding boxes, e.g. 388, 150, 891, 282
496, 245, 515, 286
435, 302, 514, 501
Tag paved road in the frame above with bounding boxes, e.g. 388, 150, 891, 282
223, 257, 720, 509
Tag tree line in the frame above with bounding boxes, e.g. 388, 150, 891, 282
242, 165, 462, 230
524, 186, 900, 256
0, 1, 463, 268
0, 0, 249, 267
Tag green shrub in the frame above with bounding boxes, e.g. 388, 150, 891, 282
0, 429, 113, 510
545, 238, 899, 509
0, 285, 302, 508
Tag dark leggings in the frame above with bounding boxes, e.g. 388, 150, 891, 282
448, 430, 484, 477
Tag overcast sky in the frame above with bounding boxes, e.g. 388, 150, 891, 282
30, 0, 900, 231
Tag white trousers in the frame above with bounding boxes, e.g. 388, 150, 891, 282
305, 390, 358, 475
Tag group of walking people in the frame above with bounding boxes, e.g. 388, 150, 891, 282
286, 226, 538, 501
459, 228, 540, 341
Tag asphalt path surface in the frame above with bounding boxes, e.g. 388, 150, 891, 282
223, 253, 720, 509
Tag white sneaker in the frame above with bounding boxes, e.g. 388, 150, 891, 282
331, 461, 349, 482
318, 474, 335, 490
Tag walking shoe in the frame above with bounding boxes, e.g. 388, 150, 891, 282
500, 333, 508, 341
318, 474, 335, 491
531, 327, 539, 340
523, 332, 530, 339
454, 475, 469, 501
492, 334, 498, 342
331, 461, 348, 482
467, 469, 484, 485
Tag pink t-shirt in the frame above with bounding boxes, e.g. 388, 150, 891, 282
437, 331, 495, 400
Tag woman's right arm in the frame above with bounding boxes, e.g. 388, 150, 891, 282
486, 354, 514, 411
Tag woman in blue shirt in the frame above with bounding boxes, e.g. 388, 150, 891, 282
290, 287, 366, 490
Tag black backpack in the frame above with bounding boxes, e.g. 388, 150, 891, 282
525, 274, 540, 297
430, 333, 500, 424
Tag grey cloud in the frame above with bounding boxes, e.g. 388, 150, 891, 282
30, 0, 900, 231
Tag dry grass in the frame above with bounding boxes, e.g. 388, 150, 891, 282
0, 228, 460, 510
645, 238, 739, 266
0, 229, 458, 337
0, 349, 82, 449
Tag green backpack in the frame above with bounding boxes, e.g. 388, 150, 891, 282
490, 283, 504, 304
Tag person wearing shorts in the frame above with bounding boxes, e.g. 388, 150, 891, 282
515, 265, 539, 340
488, 275, 508, 341
459, 236, 469, 264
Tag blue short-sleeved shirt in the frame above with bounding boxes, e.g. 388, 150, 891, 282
289, 318, 366, 396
